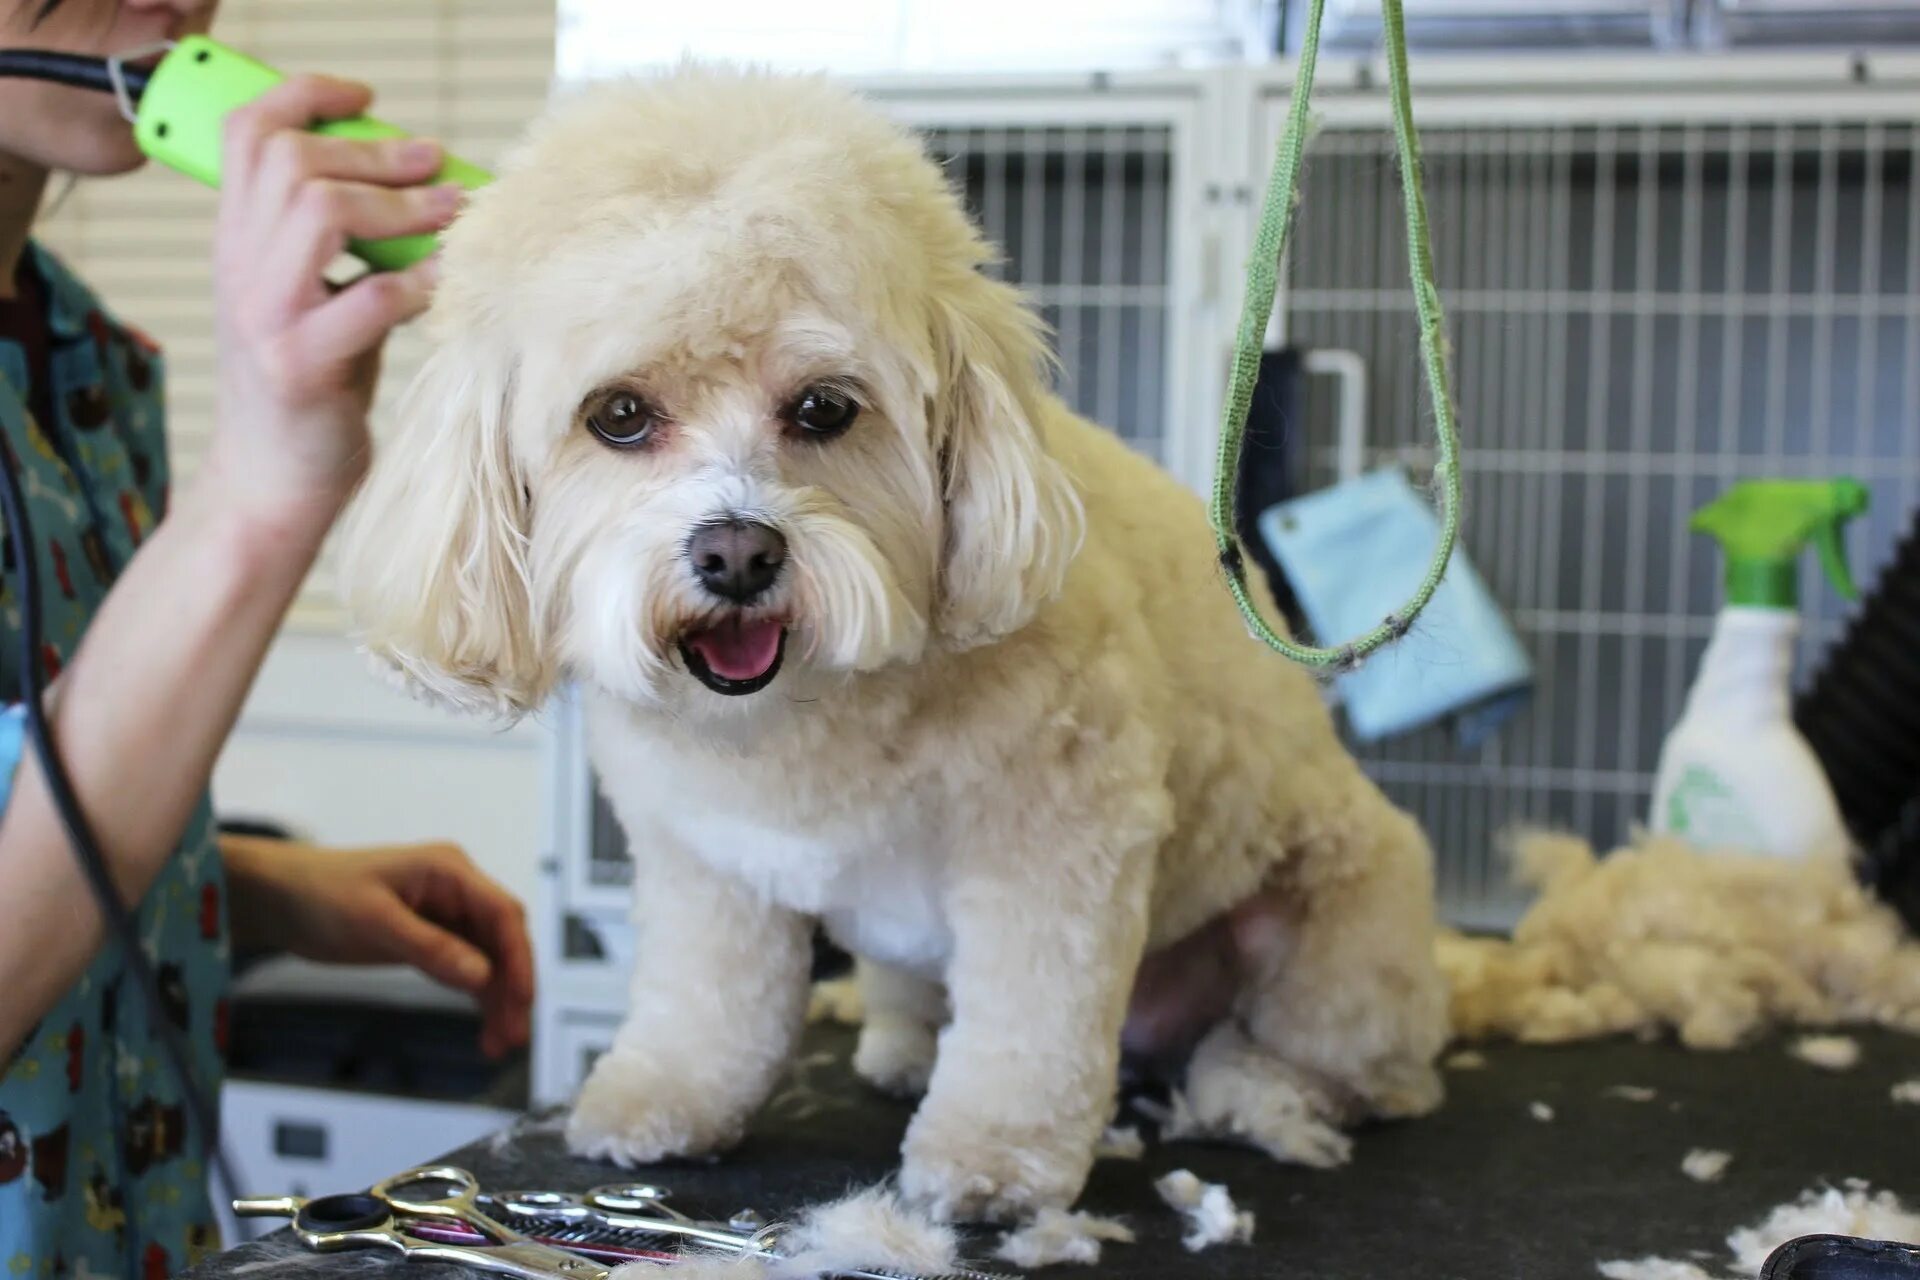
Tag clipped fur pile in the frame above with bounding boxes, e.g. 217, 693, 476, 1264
1438, 832, 1920, 1049
994, 1209, 1135, 1268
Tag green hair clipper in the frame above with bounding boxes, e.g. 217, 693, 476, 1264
130, 35, 492, 271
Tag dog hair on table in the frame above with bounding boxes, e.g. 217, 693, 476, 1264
1439, 831, 1920, 1052
339, 65, 1447, 1222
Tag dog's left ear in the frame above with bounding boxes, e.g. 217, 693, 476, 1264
929, 272, 1085, 648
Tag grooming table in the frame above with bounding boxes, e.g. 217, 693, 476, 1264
185, 1025, 1920, 1280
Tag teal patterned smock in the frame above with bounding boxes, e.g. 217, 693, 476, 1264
0, 243, 228, 1280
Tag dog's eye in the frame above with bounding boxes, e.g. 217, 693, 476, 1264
585, 390, 659, 448
788, 385, 859, 439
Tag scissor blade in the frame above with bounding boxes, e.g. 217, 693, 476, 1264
408, 1239, 611, 1280
231, 1196, 301, 1219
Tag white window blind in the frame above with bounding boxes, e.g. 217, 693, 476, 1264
35, 0, 556, 629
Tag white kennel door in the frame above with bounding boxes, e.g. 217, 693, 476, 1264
1257, 61, 1920, 929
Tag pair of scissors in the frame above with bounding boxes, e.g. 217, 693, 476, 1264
235, 1165, 614, 1280
488, 1184, 1010, 1280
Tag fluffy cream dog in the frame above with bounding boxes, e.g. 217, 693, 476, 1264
339, 66, 1447, 1221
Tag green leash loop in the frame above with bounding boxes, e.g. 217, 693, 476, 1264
1207, 0, 1463, 672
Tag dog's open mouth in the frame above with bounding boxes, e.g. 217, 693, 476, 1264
678, 618, 788, 696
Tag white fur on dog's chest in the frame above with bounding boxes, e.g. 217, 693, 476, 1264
671, 806, 954, 976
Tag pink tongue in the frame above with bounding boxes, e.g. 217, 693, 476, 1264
688, 618, 784, 681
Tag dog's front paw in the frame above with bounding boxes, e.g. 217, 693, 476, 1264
853, 1018, 937, 1098
565, 1048, 747, 1167
1361, 1058, 1444, 1121
899, 1112, 1091, 1224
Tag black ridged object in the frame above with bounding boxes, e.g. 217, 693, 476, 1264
1795, 502, 1920, 935
1762, 1235, 1920, 1279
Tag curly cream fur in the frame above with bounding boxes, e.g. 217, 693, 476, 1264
341, 66, 1445, 1221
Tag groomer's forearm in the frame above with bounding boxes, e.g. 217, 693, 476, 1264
0, 468, 337, 1058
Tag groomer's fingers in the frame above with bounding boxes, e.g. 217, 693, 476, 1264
374, 895, 494, 995
397, 845, 532, 990
387, 844, 533, 1058
478, 908, 535, 1057
271, 180, 458, 296
221, 74, 374, 191
255, 133, 445, 204
280, 256, 439, 375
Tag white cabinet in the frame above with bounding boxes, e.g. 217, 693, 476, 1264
215, 1081, 513, 1243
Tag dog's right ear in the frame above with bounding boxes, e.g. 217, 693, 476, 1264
338, 341, 552, 717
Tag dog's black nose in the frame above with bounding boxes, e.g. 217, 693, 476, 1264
688, 519, 787, 603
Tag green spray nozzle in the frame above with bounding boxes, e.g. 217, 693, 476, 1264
1691, 478, 1870, 609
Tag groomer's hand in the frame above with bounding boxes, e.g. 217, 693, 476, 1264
203, 73, 459, 534
223, 836, 535, 1059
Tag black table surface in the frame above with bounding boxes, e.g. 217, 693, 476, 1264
186, 1025, 1920, 1280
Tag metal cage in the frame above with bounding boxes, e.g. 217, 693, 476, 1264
1261, 54, 1920, 925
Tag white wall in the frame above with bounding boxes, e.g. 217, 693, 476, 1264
213, 630, 550, 910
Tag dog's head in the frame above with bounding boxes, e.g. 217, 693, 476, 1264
340, 67, 1084, 718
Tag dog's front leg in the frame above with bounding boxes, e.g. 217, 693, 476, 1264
899, 832, 1157, 1222
567, 833, 811, 1166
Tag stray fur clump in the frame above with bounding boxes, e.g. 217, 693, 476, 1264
994, 1209, 1135, 1268
1529, 1101, 1555, 1122
1681, 1149, 1731, 1183
780, 1185, 961, 1273
1154, 1170, 1255, 1252
1094, 1125, 1146, 1161
1892, 1078, 1920, 1105
1789, 1034, 1861, 1071
1438, 831, 1920, 1049
1443, 1049, 1488, 1070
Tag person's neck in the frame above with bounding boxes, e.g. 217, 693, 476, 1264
0, 152, 50, 301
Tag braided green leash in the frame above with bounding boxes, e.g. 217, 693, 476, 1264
1208, 0, 1463, 672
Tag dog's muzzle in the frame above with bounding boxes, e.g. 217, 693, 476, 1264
679, 518, 789, 695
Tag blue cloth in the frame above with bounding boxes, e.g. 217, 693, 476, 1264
1258, 466, 1532, 748
0, 243, 228, 1280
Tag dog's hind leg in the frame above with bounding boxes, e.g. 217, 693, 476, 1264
1184, 802, 1446, 1166
852, 958, 946, 1098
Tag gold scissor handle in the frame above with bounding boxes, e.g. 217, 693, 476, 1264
370, 1164, 485, 1220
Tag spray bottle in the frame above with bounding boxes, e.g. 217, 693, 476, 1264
1650, 478, 1869, 858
